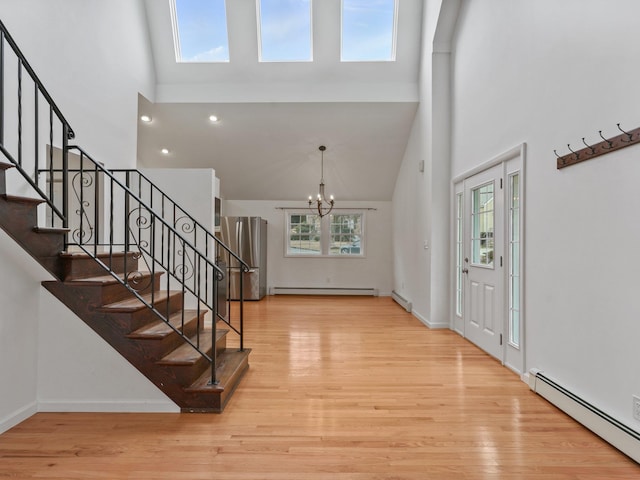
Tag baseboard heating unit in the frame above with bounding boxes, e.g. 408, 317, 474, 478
391, 290, 412, 312
529, 369, 640, 463
270, 287, 377, 296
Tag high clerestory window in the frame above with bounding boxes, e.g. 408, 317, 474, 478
171, 0, 230, 62
341, 0, 398, 62
171, 0, 397, 64
257, 0, 312, 62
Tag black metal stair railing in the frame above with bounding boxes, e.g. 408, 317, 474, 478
64, 146, 238, 385
0, 18, 245, 386
109, 168, 250, 345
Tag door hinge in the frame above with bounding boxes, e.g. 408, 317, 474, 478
500, 334, 503, 345
500, 178, 503, 189
500, 256, 503, 267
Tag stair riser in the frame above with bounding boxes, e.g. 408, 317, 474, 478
164, 350, 214, 387
126, 314, 204, 359
181, 354, 250, 413
0, 168, 6, 195
0, 198, 64, 259
62, 253, 140, 281
96, 273, 163, 305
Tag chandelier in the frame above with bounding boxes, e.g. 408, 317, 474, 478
308, 145, 334, 217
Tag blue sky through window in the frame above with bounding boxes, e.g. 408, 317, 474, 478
342, 0, 396, 61
258, 0, 312, 62
174, 0, 230, 62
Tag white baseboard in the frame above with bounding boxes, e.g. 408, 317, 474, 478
0, 401, 37, 434
270, 287, 377, 296
412, 309, 449, 329
37, 399, 180, 413
529, 369, 640, 463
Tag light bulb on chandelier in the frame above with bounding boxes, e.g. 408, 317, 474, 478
308, 145, 334, 217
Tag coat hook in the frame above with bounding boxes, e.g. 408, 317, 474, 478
598, 130, 613, 149
567, 144, 579, 160
617, 123, 633, 143
582, 137, 596, 155
554, 150, 566, 166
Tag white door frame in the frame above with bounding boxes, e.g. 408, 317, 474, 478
450, 144, 526, 375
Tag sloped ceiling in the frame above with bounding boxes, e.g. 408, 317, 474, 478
139, 0, 423, 201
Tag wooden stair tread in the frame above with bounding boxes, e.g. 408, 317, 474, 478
60, 250, 137, 259
157, 330, 215, 366
99, 290, 181, 312
65, 271, 159, 286
127, 309, 204, 339
0, 193, 45, 205
185, 349, 251, 393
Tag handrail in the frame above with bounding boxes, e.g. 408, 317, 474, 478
0, 19, 74, 139
0, 19, 73, 230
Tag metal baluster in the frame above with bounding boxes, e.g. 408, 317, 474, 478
48, 105, 53, 227
17, 59, 21, 166
93, 162, 99, 256
33, 84, 38, 190
211, 269, 218, 385
181, 242, 186, 335
0, 30, 4, 145
61, 124, 69, 237
79, 155, 84, 245
166, 229, 171, 321
150, 215, 155, 307
109, 176, 114, 268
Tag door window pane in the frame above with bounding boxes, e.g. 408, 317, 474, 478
508, 173, 521, 347
471, 183, 494, 266
455, 192, 463, 316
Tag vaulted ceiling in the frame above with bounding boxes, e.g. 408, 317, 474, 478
138, 0, 423, 201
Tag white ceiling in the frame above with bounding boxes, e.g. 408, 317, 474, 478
138, 0, 424, 201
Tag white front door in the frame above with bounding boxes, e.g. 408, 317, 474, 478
463, 164, 504, 360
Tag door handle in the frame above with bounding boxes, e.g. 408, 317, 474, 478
462, 268, 469, 274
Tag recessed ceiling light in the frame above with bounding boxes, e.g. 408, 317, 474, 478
209, 115, 219, 122
161, 148, 169, 155
140, 115, 152, 123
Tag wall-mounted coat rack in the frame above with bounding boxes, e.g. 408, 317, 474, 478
554, 124, 640, 169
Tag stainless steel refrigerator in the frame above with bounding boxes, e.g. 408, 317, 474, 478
220, 216, 267, 300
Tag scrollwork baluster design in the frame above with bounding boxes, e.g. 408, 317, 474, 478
124, 205, 156, 292
71, 171, 94, 244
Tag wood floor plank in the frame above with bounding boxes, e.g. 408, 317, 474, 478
0, 296, 637, 479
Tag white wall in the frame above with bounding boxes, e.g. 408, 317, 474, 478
224, 200, 393, 296
0, 231, 41, 432
140, 168, 218, 230
0, 0, 175, 430
392, 0, 453, 328
0, 0, 156, 168
450, 0, 640, 428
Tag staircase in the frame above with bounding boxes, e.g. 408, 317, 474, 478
0, 21, 250, 412
0, 160, 249, 412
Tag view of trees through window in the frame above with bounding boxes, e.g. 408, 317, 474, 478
288, 214, 321, 254
287, 212, 363, 256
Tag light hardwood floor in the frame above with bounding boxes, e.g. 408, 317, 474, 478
0, 296, 638, 479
